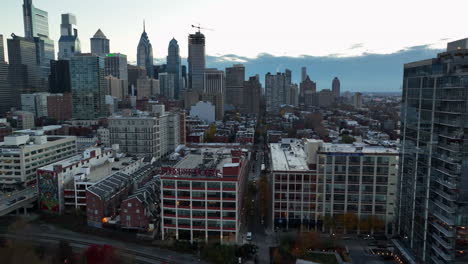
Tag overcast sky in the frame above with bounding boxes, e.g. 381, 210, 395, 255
1, 0, 467, 61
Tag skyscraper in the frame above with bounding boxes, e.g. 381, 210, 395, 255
332, 77, 340, 97
105, 53, 128, 80
70, 54, 107, 119
0, 35, 13, 116
137, 22, 154, 78
90, 29, 109, 56
166, 38, 182, 99
8, 34, 45, 106
265, 72, 287, 112
242, 76, 261, 115
301, 66, 307, 82
49, 60, 71, 93
395, 38, 468, 264
225, 64, 245, 108
188, 31, 206, 91
299, 76, 316, 106
159, 72, 175, 99
203, 68, 225, 120
58, 13, 81, 60
22, 0, 55, 79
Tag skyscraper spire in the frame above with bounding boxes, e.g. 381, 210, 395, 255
143, 19, 145, 32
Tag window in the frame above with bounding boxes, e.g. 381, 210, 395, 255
126, 216, 131, 220
136, 209, 140, 213
94, 210, 98, 215
128, 203, 132, 207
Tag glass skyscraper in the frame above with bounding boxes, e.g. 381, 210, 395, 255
58, 13, 81, 60
137, 22, 154, 78
0, 34, 13, 116
90, 29, 110, 57
166, 38, 182, 99
396, 38, 468, 264
70, 54, 107, 119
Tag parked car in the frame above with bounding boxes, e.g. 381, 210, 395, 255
246, 232, 252, 241
17, 196, 26, 201
7, 199, 17, 205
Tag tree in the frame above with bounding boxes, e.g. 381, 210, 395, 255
272, 248, 282, 264
314, 126, 329, 139
304, 113, 323, 129
323, 214, 336, 233
341, 134, 356, 144
258, 175, 271, 219
369, 215, 386, 234
295, 231, 320, 253
204, 123, 217, 142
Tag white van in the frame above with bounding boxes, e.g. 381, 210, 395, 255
246, 232, 252, 241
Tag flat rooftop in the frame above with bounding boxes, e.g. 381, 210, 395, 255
320, 143, 398, 154
85, 156, 136, 182
270, 142, 309, 171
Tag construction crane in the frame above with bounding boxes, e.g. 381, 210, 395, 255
191, 24, 213, 32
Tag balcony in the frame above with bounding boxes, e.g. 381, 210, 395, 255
433, 199, 455, 214
432, 245, 452, 261
432, 188, 457, 202
433, 153, 461, 165
433, 177, 457, 190
434, 166, 460, 177
432, 211, 455, 226
438, 143, 461, 152
431, 255, 446, 264
431, 221, 455, 238
432, 233, 453, 250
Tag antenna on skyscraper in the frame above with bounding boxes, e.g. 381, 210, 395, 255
143, 19, 146, 32
191, 24, 213, 32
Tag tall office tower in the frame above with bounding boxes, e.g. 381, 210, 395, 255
105, 76, 127, 100
0, 35, 13, 116
265, 72, 287, 112
137, 22, 154, 78
136, 76, 159, 99
188, 31, 206, 91
8, 34, 45, 107
70, 54, 107, 119
21, 92, 49, 118
285, 69, 292, 85
90, 29, 109, 56
22, 0, 55, 79
332, 77, 340, 98
128, 64, 146, 92
203, 68, 225, 120
225, 64, 245, 108
242, 76, 261, 115
159, 72, 175, 99
58, 13, 81, 60
105, 53, 128, 80
395, 38, 468, 264
154, 64, 167, 79
301, 66, 307, 82
49, 60, 71, 93
166, 38, 182, 99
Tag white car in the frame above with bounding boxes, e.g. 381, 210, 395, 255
246, 232, 252, 241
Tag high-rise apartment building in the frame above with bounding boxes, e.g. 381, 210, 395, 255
188, 31, 206, 91
137, 23, 154, 78
47, 93, 72, 121
105, 53, 128, 80
203, 69, 225, 120
49, 60, 71, 93
352, 92, 363, 109
58, 13, 81, 60
287, 84, 299, 106
0, 35, 13, 116
166, 38, 182, 99
242, 76, 261, 115
22, 0, 55, 79
70, 54, 107, 119
128, 64, 147, 91
225, 64, 245, 108
21, 92, 49, 118
90, 29, 109, 57
136, 76, 159, 99
300, 76, 317, 106
159, 72, 175, 99
265, 72, 287, 112
105, 76, 127, 100
332, 77, 340, 98
395, 38, 468, 264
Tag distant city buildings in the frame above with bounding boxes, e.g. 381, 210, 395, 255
70, 54, 107, 119
301, 66, 307, 82
265, 71, 288, 112
242, 76, 261, 115
90, 29, 110, 57
49, 60, 71, 93
203, 68, 225, 120
0, 34, 13, 115
352, 92, 363, 109
188, 31, 206, 91
225, 64, 245, 108
166, 38, 182, 99
332, 77, 340, 98
58, 13, 81, 60
105, 53, 128, 80
137, 22, 154, 78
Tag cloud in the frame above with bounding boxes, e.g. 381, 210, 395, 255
349, 43, 364, 50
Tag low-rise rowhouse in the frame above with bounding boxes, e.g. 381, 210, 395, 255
271, 138, 398, 235
160, 147, 249, 243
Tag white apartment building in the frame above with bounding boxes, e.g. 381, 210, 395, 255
0, 131, 77, 188
271, 139, 398, 235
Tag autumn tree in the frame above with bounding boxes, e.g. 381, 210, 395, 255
295, 231, 320, 254
204, 123, 217, 142
258, 175, 271, 219
344, 213, 359, 233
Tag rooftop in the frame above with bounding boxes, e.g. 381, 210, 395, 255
319, 142, 398, 154
270, 140, 309, 171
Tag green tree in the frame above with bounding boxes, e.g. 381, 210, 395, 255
204, 123, 217, 142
